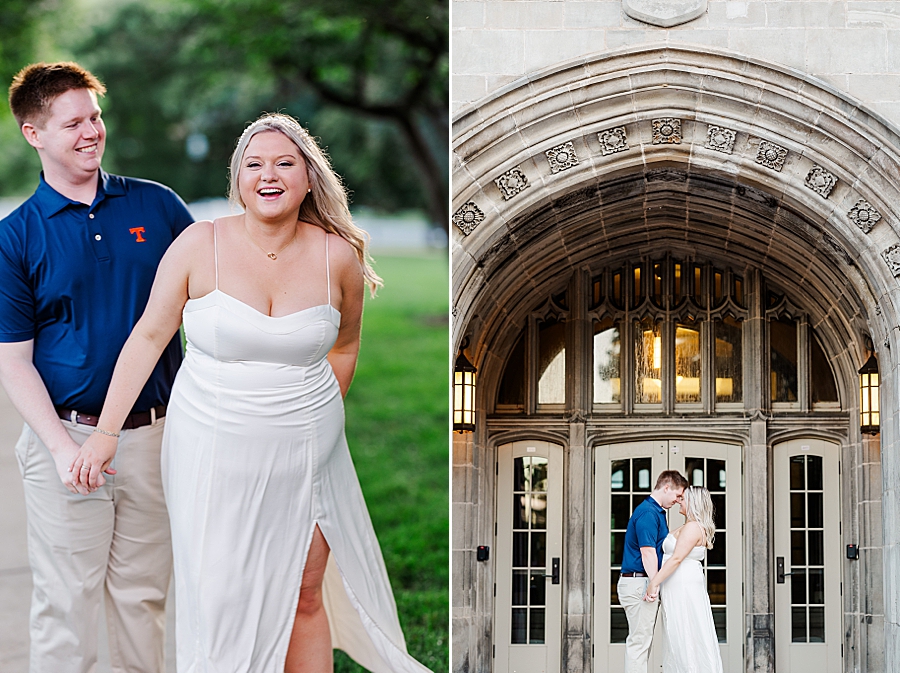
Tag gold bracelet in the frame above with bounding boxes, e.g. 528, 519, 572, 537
93, 427, 120, 438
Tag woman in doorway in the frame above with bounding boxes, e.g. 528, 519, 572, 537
644, 486, 723, 673
69, 113, 432, 673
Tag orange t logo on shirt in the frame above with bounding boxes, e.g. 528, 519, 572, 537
129, 227, 146, 243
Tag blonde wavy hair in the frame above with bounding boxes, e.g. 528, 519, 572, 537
683, 486, 716, 549
228, 113, 382, 294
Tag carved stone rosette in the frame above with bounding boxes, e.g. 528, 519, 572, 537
848, 199, 881, 233
882, 244, 900, 277
494, 167, 529, 201
545, 141, 579, 173
598, 127, 629, 156
705, 125, 736, 154
652, 118, 682, 144
452, 202, 486, 236
805, 165, 837, 199
755, 140, 788, 171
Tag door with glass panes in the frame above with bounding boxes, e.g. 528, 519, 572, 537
773, 439, 842, 673
594, 440, 742, 673
495, 441, 564, 673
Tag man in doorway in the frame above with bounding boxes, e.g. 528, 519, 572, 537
618, 469, 689, 673
0, 62, 194, 672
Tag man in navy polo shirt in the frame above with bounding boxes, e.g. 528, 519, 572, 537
0, 62, 193, 673
618, 469, 688, 673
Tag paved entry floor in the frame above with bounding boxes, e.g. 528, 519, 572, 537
0, 385, 177, 672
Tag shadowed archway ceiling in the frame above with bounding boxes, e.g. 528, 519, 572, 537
471, 164, 866, 352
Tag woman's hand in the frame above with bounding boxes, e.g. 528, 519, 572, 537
69, 432, 119, 492
644, 581, 660, 602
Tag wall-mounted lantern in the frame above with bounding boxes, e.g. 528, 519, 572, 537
858, 349, 880, 435
453, 338, 477, 433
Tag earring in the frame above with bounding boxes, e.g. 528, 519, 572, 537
307, 188, 311, 193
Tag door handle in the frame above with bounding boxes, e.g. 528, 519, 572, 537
776, 556, 793, 584
531, 557, 561, 584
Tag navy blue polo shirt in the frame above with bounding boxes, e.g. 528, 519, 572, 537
0, 171, 194, 416
621, 496, 668, 573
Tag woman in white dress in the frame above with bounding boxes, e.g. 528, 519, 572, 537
644, 486, 723, 673
69, 113, 432, 673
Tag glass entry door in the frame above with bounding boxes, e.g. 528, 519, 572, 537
495, 441, 564, 673
593, 440, 742, 673
773, 439, 842, 673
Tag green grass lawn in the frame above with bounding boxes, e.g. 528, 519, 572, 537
337, 251, 449, 672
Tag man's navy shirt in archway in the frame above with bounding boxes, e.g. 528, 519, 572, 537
621, 496, 668, 573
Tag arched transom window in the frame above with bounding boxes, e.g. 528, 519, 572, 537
495, 258, 839, 415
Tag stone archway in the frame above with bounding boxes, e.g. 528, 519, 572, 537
452, 45, 900, 673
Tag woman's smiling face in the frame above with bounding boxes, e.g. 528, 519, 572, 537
238, 130, 309, 221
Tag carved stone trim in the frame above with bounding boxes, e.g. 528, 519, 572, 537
882, 244, 900, 277
755, 140, 788, 171
804, 165, 837, 199
494, 167, 529, 201
453, 202, 485, 236
705, 125, 736, 154
598, 127, 629, 156
652, 118, 682, 144
622, 0, 708, 28
848, 199, 881, 234
546, 141, 579, 173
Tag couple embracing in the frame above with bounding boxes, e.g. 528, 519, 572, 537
618, 470, 723, 673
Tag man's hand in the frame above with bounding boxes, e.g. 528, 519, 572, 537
49, 437, 92, 496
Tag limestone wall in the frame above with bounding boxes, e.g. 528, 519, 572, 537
452, 0, 900, 129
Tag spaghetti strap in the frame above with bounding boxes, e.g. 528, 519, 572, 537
325, 232, 331, 307
213, 220, 220, 290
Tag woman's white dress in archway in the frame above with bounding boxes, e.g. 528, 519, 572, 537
160, 233, 431, 672
660, 533, 723, 673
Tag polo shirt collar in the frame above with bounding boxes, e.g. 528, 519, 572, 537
646, 495, 665, 512
35, 169, 124, 218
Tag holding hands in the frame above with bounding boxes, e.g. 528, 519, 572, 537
68, 430, 119, 492
644, 581, 661, 602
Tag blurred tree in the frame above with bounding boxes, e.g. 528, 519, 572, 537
0, 0, 62, 196
191, 0, 449, 228
0, 0, 447, 229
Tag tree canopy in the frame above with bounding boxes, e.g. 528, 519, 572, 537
0, 0, 448, 228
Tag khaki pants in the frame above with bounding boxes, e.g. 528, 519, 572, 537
15, 419, 172, 673
618, 575, 660, 673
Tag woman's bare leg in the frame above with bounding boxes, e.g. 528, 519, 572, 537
285, 525, 332, 673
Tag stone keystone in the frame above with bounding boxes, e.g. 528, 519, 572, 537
652, 118, 682, 144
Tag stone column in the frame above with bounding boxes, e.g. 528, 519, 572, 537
562, 420, 591, 673
744, 269, 774, 673
860, 434, 884, 673
562, 269, 592, 672
451, 430, 474, 673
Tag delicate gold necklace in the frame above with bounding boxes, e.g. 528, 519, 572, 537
247, 225, 297, 260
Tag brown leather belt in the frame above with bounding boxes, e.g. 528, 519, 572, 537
620, 571, 648, 578
56, 405, 166, 430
